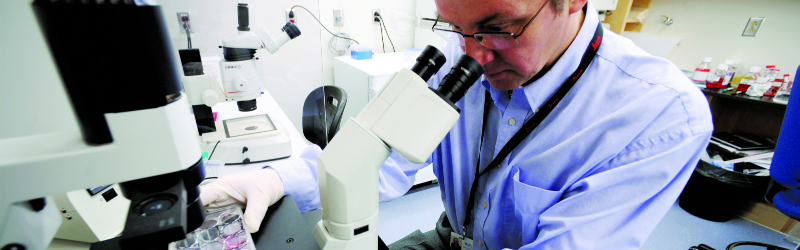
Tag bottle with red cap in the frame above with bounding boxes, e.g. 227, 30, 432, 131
764, 65, 780, 81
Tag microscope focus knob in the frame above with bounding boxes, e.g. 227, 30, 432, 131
234, 77, 248, 91
202, 89, 219, 107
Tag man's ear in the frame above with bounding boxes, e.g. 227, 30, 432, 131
567, 0, 588, 14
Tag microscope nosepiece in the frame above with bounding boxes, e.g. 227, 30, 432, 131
237, 99, 257, 112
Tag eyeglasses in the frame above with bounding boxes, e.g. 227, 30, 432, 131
432, 0, 549, 50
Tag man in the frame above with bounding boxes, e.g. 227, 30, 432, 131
200, 0, 713, 249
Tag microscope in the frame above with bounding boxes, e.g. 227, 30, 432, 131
313, 46, 483, 249
0, 1, 207, 249
179, 3, 301, 164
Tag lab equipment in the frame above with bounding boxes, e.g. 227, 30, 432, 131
706, 64, 728, 89
170, 206, 256, 250
180, 3, 300, 164
1, 1, 206, 249
764, 65, 779, 81
350, 44, 373, 60
723, 59, 736, 86
691, 57, 713, 84
774, 76, 792, 104
313, 45, 483, 250
746, 77, 770, 97
737, 66, 761, 93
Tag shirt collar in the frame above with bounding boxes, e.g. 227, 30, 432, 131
481, 1, 600, 112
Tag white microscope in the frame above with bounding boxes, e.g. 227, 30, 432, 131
313, 46, 483, 249
1, 1, 209, 249
179, 3, 301, 165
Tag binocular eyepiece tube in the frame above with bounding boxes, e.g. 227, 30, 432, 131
411, 45, 484, 107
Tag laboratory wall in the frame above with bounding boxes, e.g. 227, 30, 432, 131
317, 0, 417, 86
0, 0, 324, 138
639, 0, 800, 74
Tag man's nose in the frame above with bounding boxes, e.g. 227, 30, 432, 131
464, 39, 494, 66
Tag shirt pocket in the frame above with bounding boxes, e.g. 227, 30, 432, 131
508, 168, 563, 245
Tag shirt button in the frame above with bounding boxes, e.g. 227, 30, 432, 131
496, 164, 502, 169
482, 202, 488, 208
478, 241, 483, 247
508, 118, 516, 125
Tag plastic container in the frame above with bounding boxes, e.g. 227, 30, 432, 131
746, 77, 770, 97
706, 64, 729, 88
691, 57, 713, 83
737, 66, 761, 93
724, 59, 736, 85
774, 76, 792, 104
765, 65, 779, 81
171, 206, 256, 250
350, 44, 373, 60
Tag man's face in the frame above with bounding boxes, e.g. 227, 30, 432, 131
435, 0, 572, 90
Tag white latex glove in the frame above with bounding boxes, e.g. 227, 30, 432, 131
199, 168, 285, 233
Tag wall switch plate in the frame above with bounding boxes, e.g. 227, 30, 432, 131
333, 9, 344, 27
742, 17, 764, 37
286, 9, 296, 24
372, 8, 381, 25
177, 12, 192, 33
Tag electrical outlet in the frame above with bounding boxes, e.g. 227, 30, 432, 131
333, 9, 344, 27
742, 17, 764, 37
286, 9, 296, 24
372, 8, 381, 25
177, 12, 192, 33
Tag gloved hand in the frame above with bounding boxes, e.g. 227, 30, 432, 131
199, 168, 285, 233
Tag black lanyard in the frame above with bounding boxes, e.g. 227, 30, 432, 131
461, 23, 603, 236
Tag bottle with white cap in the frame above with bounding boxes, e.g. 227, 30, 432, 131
737, 66, 761, 93
691, 57, 713, 84
706, 64, 729, 88
746, 77, 770, 97
723, 59, 736, 86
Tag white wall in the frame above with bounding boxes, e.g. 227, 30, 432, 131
0, 0, 323, 138
317, 0, 418, 86
638, 0, 800, 75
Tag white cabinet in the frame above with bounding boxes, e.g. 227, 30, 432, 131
333, 52, 437, 186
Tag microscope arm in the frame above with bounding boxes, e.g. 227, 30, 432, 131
312, 68, 465, 249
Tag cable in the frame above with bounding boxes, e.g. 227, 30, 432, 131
182, 22, 192, 49
208, 141, 221, 160
328, 31, 354, 55
379, 22, 385, 53
377, 15, 395, 52
726, 241, 791, 250
290, 5, 359, 45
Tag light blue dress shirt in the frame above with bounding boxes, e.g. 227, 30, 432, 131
270, 1, 713, 249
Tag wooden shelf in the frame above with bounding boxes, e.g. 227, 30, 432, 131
602, 0, 651, 34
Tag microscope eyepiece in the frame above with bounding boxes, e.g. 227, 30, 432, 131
436, 55, 483, 104
281, 22, 302, 39
237, 3, 250, 31
237, 99, 257, 112
411, 45, 447, 82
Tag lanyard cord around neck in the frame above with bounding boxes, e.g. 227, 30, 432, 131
461, 23, 603, 237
